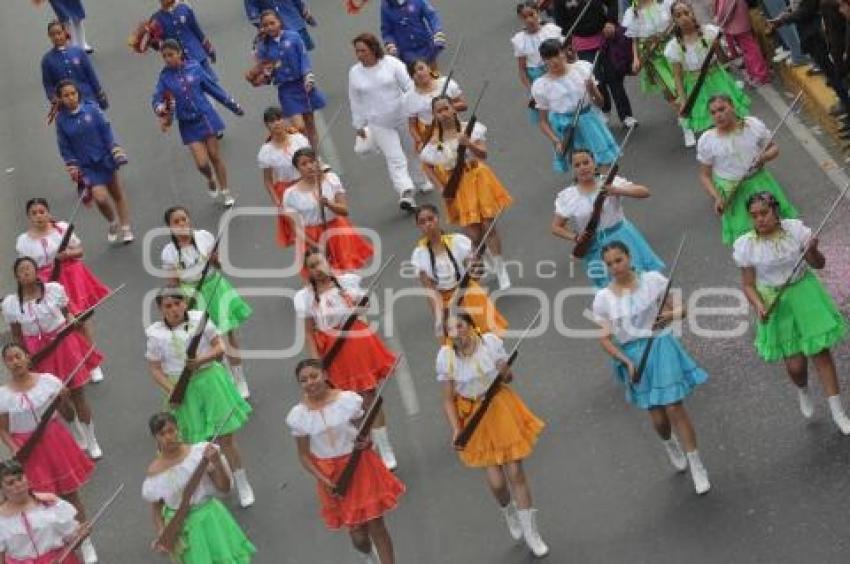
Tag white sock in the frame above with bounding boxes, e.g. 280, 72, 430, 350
686, 450, 703, 468
828, 395, 848, 419
72, 20, 88, 48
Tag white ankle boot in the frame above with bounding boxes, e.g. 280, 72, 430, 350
71, 418, 88, 450
500, 502, 523, 541
828, 395, 850, 435
230, 364, 250, 399
679, 118, 696, 148
492, 255, 511, 290
89, 366, 104, 383
686, 451, 710, 495
83, 422, 102, 460
517, 508, 549, 557
233, 468, 255, 507
797, 386, 814, 419
371, 427, 397, 471
80, 537, 98, 563
662, 436, 688, 473
356, 547, 379, 563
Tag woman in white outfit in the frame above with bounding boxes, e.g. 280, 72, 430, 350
348, 32, 432, 212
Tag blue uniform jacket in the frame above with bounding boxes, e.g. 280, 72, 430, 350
41, 46, 103, 104
152, 61, 239, 123
150, 4, 210, 65
380, 0, 443, 63
56, 101, 116, 167
255, 31, 312, 84
244, 0, 307, 30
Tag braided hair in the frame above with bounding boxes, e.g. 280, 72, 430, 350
745, 191, 781, 218
303, 249, 343, 305
155, 286, 190, 329
164, 206, 199, 270
428, 94, 462, 151
415, 204, 461, 282
13, 257, 45, 314
671, 1, 708, 51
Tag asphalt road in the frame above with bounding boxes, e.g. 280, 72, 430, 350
2, 1, 850, 563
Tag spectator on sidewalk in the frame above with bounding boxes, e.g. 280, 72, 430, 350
716, 0, 771, 85
761, 0, 808, 64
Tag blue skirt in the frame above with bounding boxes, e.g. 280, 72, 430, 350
277, 80, 326, 117
613, 334, 708, 410
49, 0, 85, 22
81, 157, 117, 186
549, 109, 618, 173
583, 219, 665, 288
525, 65, 546, 124
178, 111, 224, 145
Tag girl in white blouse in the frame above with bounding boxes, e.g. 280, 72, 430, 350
591, 241, 710, 495
622, 0, 677, 101
437, 311, 547, 557
348, 32, 431, 211
142, 412, 255, 562
511, 1, 562, 123
403, 58, 466, 151
2, 258, 104, 459
732, 192, 850, 434
286, 359, 404, 564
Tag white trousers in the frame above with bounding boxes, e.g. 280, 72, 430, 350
369, 122, 427, 196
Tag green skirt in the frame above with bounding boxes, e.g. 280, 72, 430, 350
755, 271, 848, 362
714, 170, 798, 245
683, 66, 750, 133
163, 498, 256, 563
182, 272, 252, 334
639, 53, 676, 98
170, 362, 252, 443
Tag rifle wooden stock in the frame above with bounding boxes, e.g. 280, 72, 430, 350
168, 311, 211, 406
185, 235, 223, 312
453, 348, 518, 449
49, 224, 76, 282
443, 82, 488, 200
572, 165, 619, 258
52, 483, 125, 563
332, 396, 385, 497
679, 36, 721, 118
560, 52, 601, 160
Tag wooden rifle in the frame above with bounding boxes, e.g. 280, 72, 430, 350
633, 235, 687, 383
439, 37, 465, 99
28, 285, 125, 367
560, 51, 601, 161
52, 483, 125, 563
332, 355, 403, 497
156, 408, 237, 554
762, 182, 850, 320
636, 22, 676, 100
320, 256, 397, 370
183, 222, 232, 312
453, 310, 542, 448
572, 125, 636, 258
443, 81, 489, 200
49, 194, 86, 282
15, 347, 94, 464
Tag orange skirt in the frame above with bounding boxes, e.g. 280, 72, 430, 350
272, 180, 298, 247
302, 217, 374, 273
455, 385, 544, 468
440, 281, 508, 336
314, 320, 396, 391
435, 162, 513, 226
312, 450, 405, 529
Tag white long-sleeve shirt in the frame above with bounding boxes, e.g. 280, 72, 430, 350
348, 56, 413, 129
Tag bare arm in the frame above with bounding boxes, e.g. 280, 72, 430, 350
608, 181, 650, 199
150, 501, 166, 539
9, 324, 24, 349
324, 192, 349, 216
305, 317, 320, 358
537, 109, 561, 147
262, 168, 279, 205
205, 445, 232, 493
0, 413, 18, 456
671, 61, 685, 106
421, 163, 446, 193
441, 380, 461, 441
698, 163, 724, 213
408, 116, 424, 151
418, 271, 444, 335
597, 322, 636, 379
148, 360, 174, 394
295, 435, 335, 490
517, 56, 530, 91
804, 237, 825, 270
757, 142, 779, 166
740, 266, 766, 320
551, 214, 577, 242
459, 135, 487, 160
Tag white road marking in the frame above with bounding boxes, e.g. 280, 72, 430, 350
385, 335, 421, 417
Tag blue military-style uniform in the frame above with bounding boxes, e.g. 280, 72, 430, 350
56, 101, 121, 186
150, 3, 217, 80
48, 0, 85, 23
152, 60, 242, 145
41, 45, 105, 107
255, 30, 325, 118
244, 0, 315, 50
380, 0, 445, 65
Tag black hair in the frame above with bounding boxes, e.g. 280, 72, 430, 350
414, 206, 461, 282
163, 206, 199, 270
295, 358, 323, 378
352, 32, 384, 59
260, 8, 282, 23
303, 249, 344, 305
263, 106, 284, 124
429, 94, 462, 149
0, 459, 25, 481
707, 93, 734, 108
600, 240, 632, 259
406, 57, 435, 78
538, 38, 562, 61
292, 147, 318, 169
449, 309, 481, 353
47, 19, 67, 37
13, 257, 44, 314
516, 0, 540, 14
54, 78, 78, 99
1, 342, 28, 360
148, 412, 177, 436
25, 198, 50, 214
671, 2, 708, 53
745, 191, 781, 216
160, 38, 183, 53
414, 203, 440, 221
571, 148, 595, 163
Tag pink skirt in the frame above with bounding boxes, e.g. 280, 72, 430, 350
6, 547, 80, 564
24, 330, 103, 390
12, 420, 94, 495
37, 260, 109, 316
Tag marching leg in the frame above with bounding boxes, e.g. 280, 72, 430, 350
220, 435, 255, 507
371, 425, 398, 471
82, 420, 103, 460
662, 435, 688, 473
678, 117, 696, 148
517, 508, 549, 558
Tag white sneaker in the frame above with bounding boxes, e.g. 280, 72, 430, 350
797, 386, 814, 419
84, 422, 103, 460
492, 255, 511, 291
398, 190, 415, 212
89, 366, 104, 383
828, 395, 850, 435
356, 548, 378, 564
517, 508, 549, 557
686, 451, 711, 495
662, 436, 688, 473
230, 365, 250, 399
371, 427, 398, 471
500, 502, 523, 541
219, 190, 235, 208
106, 222, 119, 243
623, 116, 639, 129
417, 180, 434, 193
682, 127, 696, 148
773, 48, 791, 63
80, 537, 98, 563
233, 469, 255, 508
121, 226, 134, 244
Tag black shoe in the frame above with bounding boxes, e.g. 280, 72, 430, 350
216, 132, 224, 140
807, 65, 824, 76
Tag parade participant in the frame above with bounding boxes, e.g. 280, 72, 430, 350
348, 32, 432, 211
41, 20, 106, 110
436, 311, 548, 557
286, 359, 404, 564
591, 241, 710, 495
252, 9, 326, 148
532, 39, 619, 174
153, 39, 244, 208
161, 206, 253, 398
512, 1, 563, 124
732, 192, 850, 433
419, 95, 514, 290
143, 412, 256, 562
148, 0, 219, 81
34, 0, 93, 53
244, 0, 317, 50
257, 106, 311, 249
696, 95, 797, 245
0, 460, 92, 564
145, 290, 255, 507
403, 59, 466, 151
294, 249, 399, 470
54, 80, 134, 244
551, 149, 664, 288
715, 0, 769, 86
412, 204, 508, 338
283, 148, 374, 273
0, 345, 98, 562
665, 1, 750, 141
380, 0, 446, 66
3, 259, 104, 459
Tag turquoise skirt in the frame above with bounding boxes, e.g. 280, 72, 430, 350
582, 219, 665, 288
548, 109, 619, 174
525, 65, 546, 124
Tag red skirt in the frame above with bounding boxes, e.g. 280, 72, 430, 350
24, 330, 102, 390
312, 450, 405, 529
6, 547, 80, 564
302, 217, 374, 273
12, 420, 95, 495
273, 180, 298, 247
314, 321, 396, 392
37, 260, 109, 316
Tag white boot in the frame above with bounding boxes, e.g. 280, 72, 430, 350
70, 417, 88, 450
679, 118, 696, 148
230, 364, 250, 399
72, 19, 93, 53
89, 366, 104, 384
492, 255, 511, 291
500, 502, 523, 541
83, 422, 103, 460
233, 468, 255, 507
356, 547, 379, 563
80, 537, 98, 563
827, 395, 850, 435
686, 451, 710, 495
517, 508, 549, 557
371, 427, 398, 471
797, 386, 814, 419
662, 436, 688, 473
